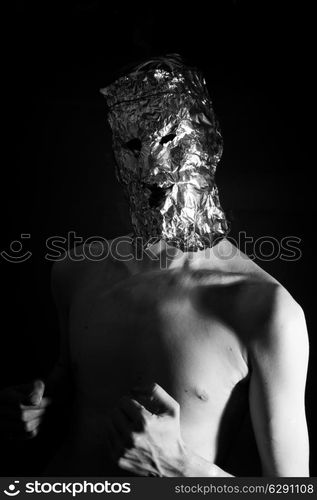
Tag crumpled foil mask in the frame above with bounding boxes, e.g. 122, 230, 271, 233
100, 60, 228, 251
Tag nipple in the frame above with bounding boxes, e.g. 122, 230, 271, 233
194, 387, 209, 402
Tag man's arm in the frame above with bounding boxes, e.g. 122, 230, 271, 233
249, 290, 309, 476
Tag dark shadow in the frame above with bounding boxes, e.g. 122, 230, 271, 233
215, 376, 262, 476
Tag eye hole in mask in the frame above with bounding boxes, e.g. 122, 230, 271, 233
125, 138, 142, 156
160, 133, 176, 145
144, 183, 174, 209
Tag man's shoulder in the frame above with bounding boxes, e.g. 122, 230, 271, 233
214, 240, 305, 342
215, 238, 278, 282
237, 278, 301, 318
244, 282, 309, 385
237, 279, 306, 351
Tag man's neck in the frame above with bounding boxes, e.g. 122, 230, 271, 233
141, 238, 224, 272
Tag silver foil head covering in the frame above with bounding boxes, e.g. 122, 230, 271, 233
100, 55, 228, 251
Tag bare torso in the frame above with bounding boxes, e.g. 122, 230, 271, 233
47, 238, 278, 475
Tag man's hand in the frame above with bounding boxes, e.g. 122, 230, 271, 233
0, 380, 50, 440
106, 383, 217, 477
107, 383, 188, 476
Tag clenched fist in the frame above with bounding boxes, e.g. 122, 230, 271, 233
0, 380, 50, 440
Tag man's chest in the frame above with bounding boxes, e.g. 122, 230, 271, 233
68, 271, 248, 404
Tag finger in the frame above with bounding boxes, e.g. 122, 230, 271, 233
118, 397, 147, 430
24, 426, 41, 439
118, 457, 146, 476
28, 380, 45, 406
118, 452, 158, 476
131, 385, 161, 416
38, 396, 52, 408
23, 417, 41, 434
20, 396, 52, 411
21, 380, 45, 406
137, 383, 179, 416
132, 394, 157, 414
21, 408, 46, 422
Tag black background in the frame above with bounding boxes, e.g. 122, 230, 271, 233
1, 0, 315, 476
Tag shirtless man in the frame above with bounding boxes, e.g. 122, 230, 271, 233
0, 56, 309, 477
